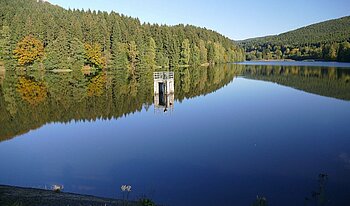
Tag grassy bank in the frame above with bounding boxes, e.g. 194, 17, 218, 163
0, 185, 143, 206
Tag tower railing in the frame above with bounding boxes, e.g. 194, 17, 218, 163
154, 72, 174, 80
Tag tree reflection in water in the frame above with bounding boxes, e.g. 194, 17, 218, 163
0, 64, 349, 142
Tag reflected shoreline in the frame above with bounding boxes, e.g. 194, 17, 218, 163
0, 63, 350, 142
238, 60, 350, 68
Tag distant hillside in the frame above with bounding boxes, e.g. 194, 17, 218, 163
0, 0, 245, 70
240, 16, 350, 62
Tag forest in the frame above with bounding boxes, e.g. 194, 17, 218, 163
239, 16, 350, 62
0, 0, 245, 72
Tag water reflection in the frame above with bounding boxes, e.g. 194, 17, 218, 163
16, 76, 48, 106
0, 65, 241, 142
239, 64, 350, 100
0, 63, 350, 206
153, 71, 174, 113
0, 67, 5, 86
0, 63, 349, 142
339, 153, 350, 170
304, 174, 329, 206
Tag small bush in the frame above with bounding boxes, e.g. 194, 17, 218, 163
139, 198, 155, 206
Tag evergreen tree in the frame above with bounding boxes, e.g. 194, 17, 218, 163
112, 42, 128, 69
156, 52, 169, 67
338, 41, 350, 62
240, 16, 350, 62
69, 38, 86, 69
0, 26, 11, 60
1, 0, 246, 69
207, 42, 215, 64
127, 41, 139, 78
180, 39, 190, 65
143, 37, 157, 69
189, 43, 200, 66
199, 40, 208, 64
44, 30, 70, 70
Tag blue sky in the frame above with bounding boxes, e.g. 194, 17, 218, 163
48, 0, 350, 40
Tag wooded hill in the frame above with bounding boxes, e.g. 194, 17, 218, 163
0, 0, 245, 71
239, 16, 350, 62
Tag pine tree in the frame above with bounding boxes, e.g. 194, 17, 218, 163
156, 52, 169, 67
69, 38, 86, 69
127, 41, 139, 78
44, 30, 70, 70
180, 39, 190, 65
199, 40, 207, 64
338, 41, 350, 62
143, 37, 157, 69
0, 26, 11, 60
112, 42, 128, 69
207, 42, 215, 64
189, 43, 200, 66
1, 0, 248, 69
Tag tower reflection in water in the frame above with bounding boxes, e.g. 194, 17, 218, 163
0, 66, 5, 86
153, 71, 174, 113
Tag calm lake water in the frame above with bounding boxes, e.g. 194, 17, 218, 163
0, 62, 350, 206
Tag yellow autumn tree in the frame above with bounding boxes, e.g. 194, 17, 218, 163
16, 77, 47, 105
87, 74, 106, 97
84, 43, 106, 69
13, 35, 44, 65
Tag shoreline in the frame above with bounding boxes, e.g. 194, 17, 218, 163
245, 59, 350, 63
0, 185, 141, 206
248, 59, 296, 62
237, 60, 350, 68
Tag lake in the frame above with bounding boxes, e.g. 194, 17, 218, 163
0, 62, 350, 206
